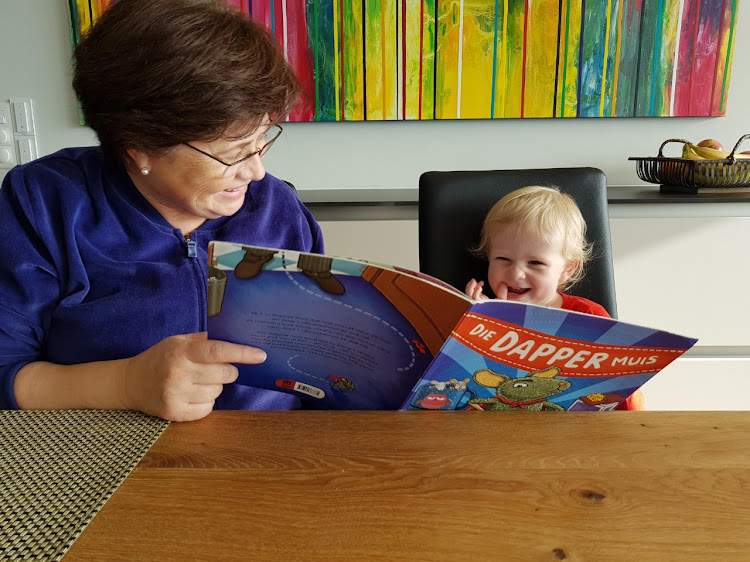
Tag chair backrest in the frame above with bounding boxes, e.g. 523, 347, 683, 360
419, 167, 617, 318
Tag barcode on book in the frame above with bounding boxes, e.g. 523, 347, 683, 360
275, 379, 325, 398
293, 382, 325, 399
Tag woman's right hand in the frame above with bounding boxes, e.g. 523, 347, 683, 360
122, 332, 267, 422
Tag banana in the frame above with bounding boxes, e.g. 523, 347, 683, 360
683, 142, 750, 160
679, 141, 750, 185
691, 144, 731, 160
681, 143, 706, 160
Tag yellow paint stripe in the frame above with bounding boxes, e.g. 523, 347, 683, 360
525, 1, 557, 117
459, 1, 494, 118
611, 0, 624, 114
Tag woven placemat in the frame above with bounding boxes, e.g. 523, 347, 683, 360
0, 410, 169, 561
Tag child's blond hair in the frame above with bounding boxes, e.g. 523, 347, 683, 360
473, 185, 593, 291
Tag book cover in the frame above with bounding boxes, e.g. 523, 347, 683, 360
207, 242, 697, 410
401, 300, 697, 411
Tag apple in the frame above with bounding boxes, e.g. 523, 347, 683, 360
697, 138, 724, 151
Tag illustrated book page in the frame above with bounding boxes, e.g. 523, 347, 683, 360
206, 242, 472, 409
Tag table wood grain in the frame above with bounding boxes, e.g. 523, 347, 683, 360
63, 411, 750, 561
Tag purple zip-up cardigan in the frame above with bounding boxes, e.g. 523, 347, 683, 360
0, 147, 323, 410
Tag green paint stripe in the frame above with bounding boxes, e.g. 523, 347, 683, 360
561, 0, 572, 116
719, 0, 737, 113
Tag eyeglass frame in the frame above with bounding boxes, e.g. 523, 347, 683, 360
182, 124, 283, 168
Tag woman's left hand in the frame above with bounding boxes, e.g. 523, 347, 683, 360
121, 332, 266, 421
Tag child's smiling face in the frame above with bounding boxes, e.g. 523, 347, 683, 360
486, 222, 575, 308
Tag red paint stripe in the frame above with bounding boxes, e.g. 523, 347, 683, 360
340, 0, 346, 120
673, 0, 698, 116
275, 0, 284, 42
688, 0, 701, 113
690, 1, 721, 116
286, 0, 315, 121
418, 0, 425, 120
402, 0, 407, 119
250, 0, 261, 24
251, 0, 266, 25
521, 0, 529, 118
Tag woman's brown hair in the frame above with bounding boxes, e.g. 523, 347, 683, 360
73, 0, 300, 165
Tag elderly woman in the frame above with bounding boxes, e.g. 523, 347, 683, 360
0, 0, 322, 420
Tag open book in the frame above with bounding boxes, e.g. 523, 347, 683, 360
207, 242, 697, 411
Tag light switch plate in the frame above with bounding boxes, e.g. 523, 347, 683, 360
15, 135, 38, 165
0, 144, 16, 169
0, 102, 10, 126
0, 101, 15, 169
9, 98, 35, 135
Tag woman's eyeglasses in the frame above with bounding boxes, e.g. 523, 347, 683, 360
183, 124, 283, 168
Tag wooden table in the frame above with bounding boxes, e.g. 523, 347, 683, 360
64, 411, 750, 561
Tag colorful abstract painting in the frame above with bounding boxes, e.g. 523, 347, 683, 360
69, 0, 739, 120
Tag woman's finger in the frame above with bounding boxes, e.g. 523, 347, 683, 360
187, 338, 267, 366
186, 383, 225, 404
190, 363, 239, 385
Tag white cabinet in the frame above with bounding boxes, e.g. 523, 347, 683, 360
640, 358, 750, 410
610, 217, 750, 347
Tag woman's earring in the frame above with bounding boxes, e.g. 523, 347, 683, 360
141, 168, 150, 176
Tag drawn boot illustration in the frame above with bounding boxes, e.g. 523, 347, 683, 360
298, 254, 345, 295
234, 248, 276, 280
302, 270, 345, 295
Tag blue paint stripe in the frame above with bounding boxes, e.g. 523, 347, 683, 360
576, 0, 586, 117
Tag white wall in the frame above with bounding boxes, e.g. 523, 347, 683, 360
1, 1, 749, 188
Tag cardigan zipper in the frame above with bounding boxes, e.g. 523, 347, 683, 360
184, 234, 197, 258
182, 232, 206, 330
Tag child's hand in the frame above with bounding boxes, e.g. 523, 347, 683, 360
465, 279, 489, 301
493, 282, 508, 300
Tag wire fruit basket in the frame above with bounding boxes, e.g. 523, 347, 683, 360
629, 134, 750, 192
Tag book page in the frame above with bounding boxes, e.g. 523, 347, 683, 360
207, 242, 471, 409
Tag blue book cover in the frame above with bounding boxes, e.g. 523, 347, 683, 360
207, 242, 697, 410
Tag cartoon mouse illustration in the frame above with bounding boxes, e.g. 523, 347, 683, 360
467, 366, 570, 411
